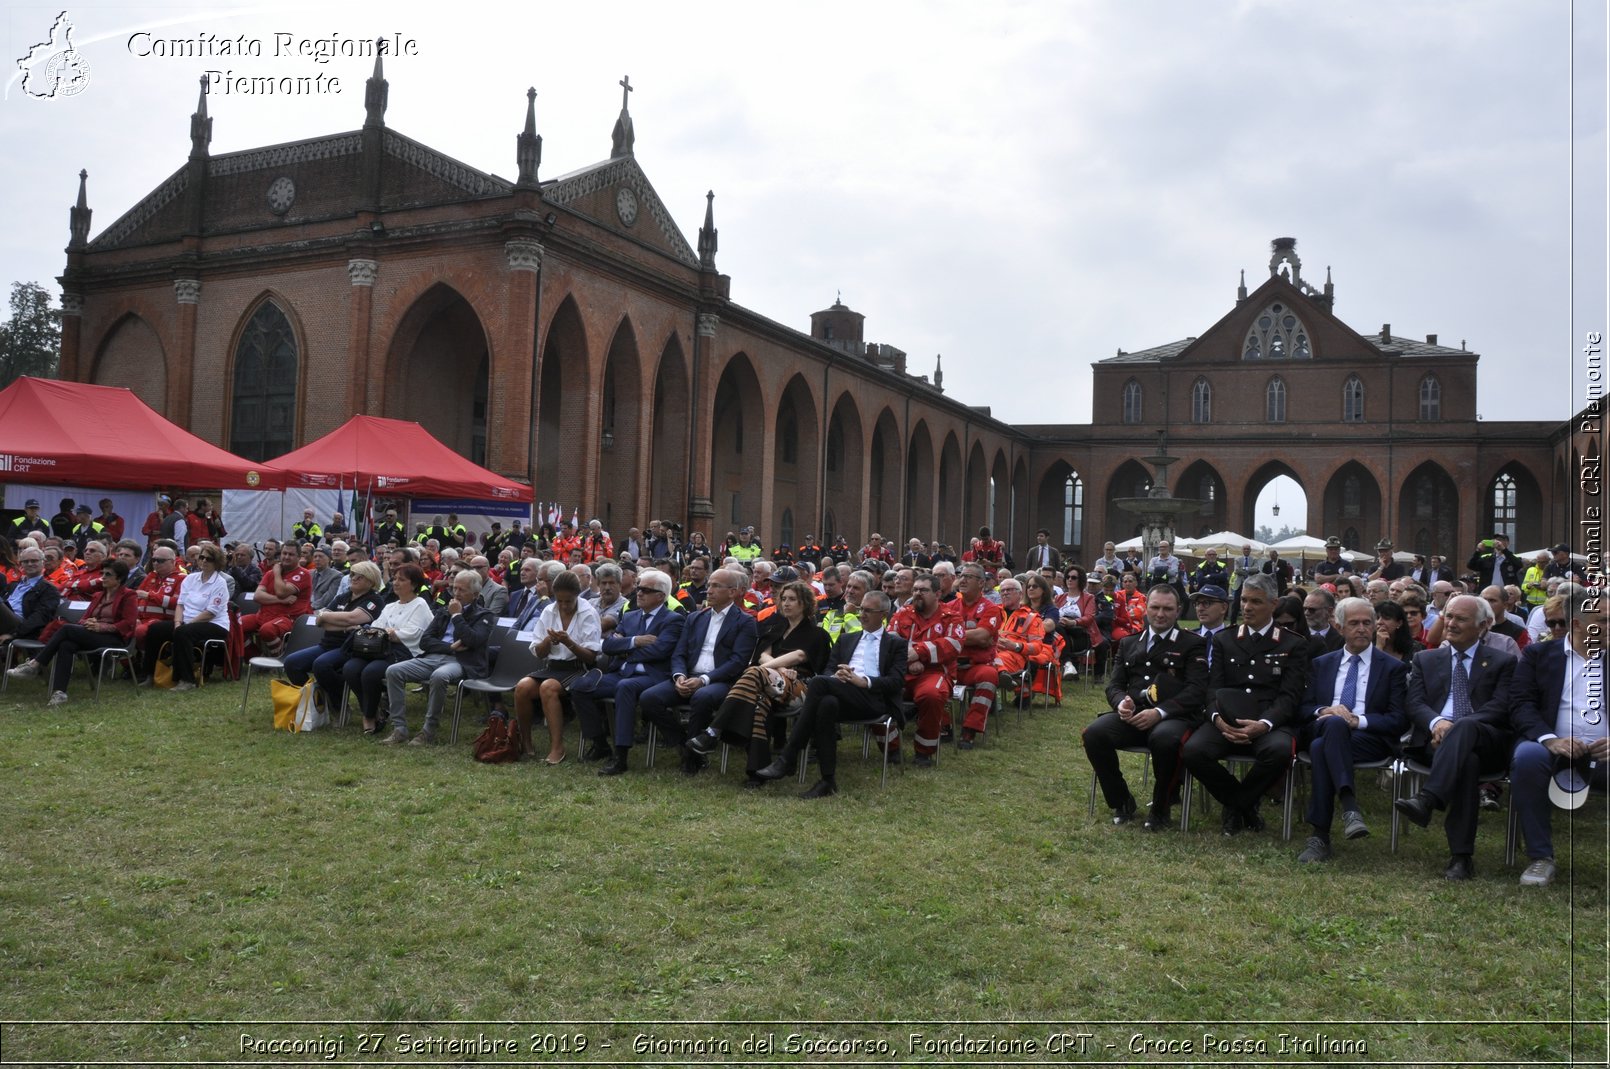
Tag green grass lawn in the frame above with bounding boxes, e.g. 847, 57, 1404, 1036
1, 672, 1605, 1065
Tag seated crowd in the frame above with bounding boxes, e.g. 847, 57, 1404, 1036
3, 501, 1602, 882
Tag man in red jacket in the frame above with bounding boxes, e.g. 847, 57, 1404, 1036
949, 562, 1003, 748
889, 571, 962, 765
240, 543, 312, 654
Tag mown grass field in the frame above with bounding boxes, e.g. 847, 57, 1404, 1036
1, 671, 1605, 1066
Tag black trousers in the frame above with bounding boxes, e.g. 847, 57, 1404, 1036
1405, 718, 1510, 856
781, 675, 890, 779
1082, 711, 1191, 812
1183, 722, 1294, 814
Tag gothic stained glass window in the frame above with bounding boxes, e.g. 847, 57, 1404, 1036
1266, 377, 1287, 423
1122, 379, 1143, 424
1063, 472, 1084, 546
1191, 378, 1211, 423
1343, 375, 1364, 422
1243, 302, 1311, 361
230, 301, 297, 463
1492, 473, 1518, 543
1419, 374, 1442, 420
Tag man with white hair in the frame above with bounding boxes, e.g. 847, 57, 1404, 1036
1394, 594, 1518, 880
1295, 598, 1409, 862
637, 567, 757, 773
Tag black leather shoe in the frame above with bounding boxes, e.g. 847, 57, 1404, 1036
1112, 796, 1138, 825
581, 738, 612, 763
885, 748, 903, 766
800, 779, 838, 799
1244, 807, 1266, 834
686, 731, 719, 756
680, 748, 706, 775
1142, 807, 1172, 831
1395, 793, 1435, 829
598, 756, 629, 776
913, 754, 935, 769
1221, 809, 1245, 836
755, 757, 794, 781
1444, 854, 1475, 881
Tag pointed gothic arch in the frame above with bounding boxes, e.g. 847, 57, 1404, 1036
596, 317, 643, 533
535, 295, 591, 506
772, 374, 821, 545
824, 392, 865, 545
384, 283, 490, 463
92, 311, 168, 415
1396, 461, 1459, 557
649, 334, 690, 525
1175, 459, 1228, 536
711, 353, 765, 534
938, 431, 963, 546
868, 408, 901, 539
229, 295, 304, 462
905, 419, 937, 541
1321, 461, 1382, 547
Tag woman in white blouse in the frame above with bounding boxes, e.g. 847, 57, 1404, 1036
513, 570, 601, 764
159, 542, 231, 691
343, 563, 435, 734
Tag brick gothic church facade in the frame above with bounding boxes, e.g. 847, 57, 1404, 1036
57, 63, 1590, 560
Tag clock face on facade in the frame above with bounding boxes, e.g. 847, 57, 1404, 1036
267, 176, 295, 215
615, 186, 638, 226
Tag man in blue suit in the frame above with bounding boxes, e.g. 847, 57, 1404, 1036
574, 568, 686, 775
1296, 597, 1408, 862
1508, 586, 1608, 887
1394, 594, 1517, 880
636, 567, 758, 774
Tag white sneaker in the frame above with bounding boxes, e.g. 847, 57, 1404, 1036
171, 681, 196, 692
46, 691, 69, 707
1519, 858, 1556, 887
8, 661, 39, 678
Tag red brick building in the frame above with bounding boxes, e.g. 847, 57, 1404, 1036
58, 67, 1588, 563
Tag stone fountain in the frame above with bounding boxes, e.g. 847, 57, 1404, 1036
1112, 430, 1205, 565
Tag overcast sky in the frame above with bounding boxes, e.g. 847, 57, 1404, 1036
2, 0, 1603, 487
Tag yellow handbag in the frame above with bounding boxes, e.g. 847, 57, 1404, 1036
270, 679, 305, 731
152, 643, 176, 689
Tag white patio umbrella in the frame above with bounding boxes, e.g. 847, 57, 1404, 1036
1188, 530, 1267, 556
1268, 534, 1333, 563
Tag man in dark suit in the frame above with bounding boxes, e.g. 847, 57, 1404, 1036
1082, 583, 1208, 829
1296, 597, 1408, 862
1394, 594, 1518, 880
1182, 572, 1310, 835
1302, 588, 1346, 657
637, 567, 757, 773
1026, 529, 1063, 573
0, 545, 62, 651
756, 591, 906, 797
575, 569, 686, 774
1507, 588, 1608, 887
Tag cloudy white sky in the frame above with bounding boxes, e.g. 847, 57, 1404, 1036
2, 0, 1603, 476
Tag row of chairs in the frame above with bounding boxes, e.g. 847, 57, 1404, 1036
1084, 738, 1519, 860
3, 587, 270, 701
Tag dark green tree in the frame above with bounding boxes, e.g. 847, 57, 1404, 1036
0, 281, 61, 389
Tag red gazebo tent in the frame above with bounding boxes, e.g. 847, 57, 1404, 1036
0, 377, 286, 489
268, 415, 532, 502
